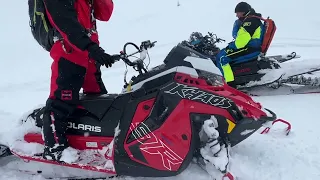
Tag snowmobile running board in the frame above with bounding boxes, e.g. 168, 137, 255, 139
10, 147, 117, 175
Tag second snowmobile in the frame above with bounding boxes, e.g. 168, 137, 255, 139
181, 32, 320, 96
6, 40, 290, 180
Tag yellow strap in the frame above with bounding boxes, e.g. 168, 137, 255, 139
126, 81, 132, 92
222, 63, 234, 82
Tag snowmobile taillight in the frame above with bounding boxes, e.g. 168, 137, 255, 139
260, 118, 291, 136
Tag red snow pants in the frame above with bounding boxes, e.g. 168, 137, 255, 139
42, 34, 107, 149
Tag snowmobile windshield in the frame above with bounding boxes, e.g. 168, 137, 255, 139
126, 43, 225, 89
163, 44, 225, 86
190, 39, 202, 45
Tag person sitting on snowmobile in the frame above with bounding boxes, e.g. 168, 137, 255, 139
29, 0, 118, 162
216, 2, 264, 86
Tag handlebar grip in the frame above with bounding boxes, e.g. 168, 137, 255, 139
112, 54, 121, 62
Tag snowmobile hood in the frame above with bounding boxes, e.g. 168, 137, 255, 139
210, 83, 269, 120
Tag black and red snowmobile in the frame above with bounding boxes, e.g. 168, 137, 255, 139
6, 40, 291, 179
181, 32, 320, 96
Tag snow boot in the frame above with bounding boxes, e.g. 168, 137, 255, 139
41, 99, 79, 163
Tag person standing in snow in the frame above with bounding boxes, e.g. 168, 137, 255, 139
215, 2, 264, 86
36, 0, 117, 161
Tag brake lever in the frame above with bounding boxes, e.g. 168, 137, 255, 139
140, 40, 157, 50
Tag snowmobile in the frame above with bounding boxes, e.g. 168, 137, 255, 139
181, 32, 320, 96
5, 40, 291, 180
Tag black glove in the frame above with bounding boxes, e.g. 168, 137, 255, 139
87, 43, 115, 68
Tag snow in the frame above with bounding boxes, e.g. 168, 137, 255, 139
1, 0, 320, 179
59, 147, 79, 164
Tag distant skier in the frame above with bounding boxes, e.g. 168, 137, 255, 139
215, 2, 265, 86
27, 0, 118, 162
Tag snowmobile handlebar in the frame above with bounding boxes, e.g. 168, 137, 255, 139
113, 40, 157, 74
207, 32, 225, 43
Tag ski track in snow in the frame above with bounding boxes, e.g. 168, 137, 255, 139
1, 0, 320, 179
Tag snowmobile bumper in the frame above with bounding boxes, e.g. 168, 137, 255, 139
228, 108, 277, 146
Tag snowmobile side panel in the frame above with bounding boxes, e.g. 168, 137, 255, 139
114, 89, 230, 177
114, 91, 194, 177
114, 78, 273, 177
24, 133, 114, 150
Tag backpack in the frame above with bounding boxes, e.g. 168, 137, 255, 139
28, 0, 56, 51
251, 16, 277, 55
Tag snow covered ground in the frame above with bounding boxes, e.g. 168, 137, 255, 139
1, 0, 320, 179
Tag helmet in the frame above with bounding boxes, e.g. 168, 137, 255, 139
234, 2, 252, 13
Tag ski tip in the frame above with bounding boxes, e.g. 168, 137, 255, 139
222, 172, 235, 180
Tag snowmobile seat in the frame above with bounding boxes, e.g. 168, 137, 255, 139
78, 93, 119, 120
229, 51, 261, 65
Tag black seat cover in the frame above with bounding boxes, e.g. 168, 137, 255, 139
79, 93, 119, 120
